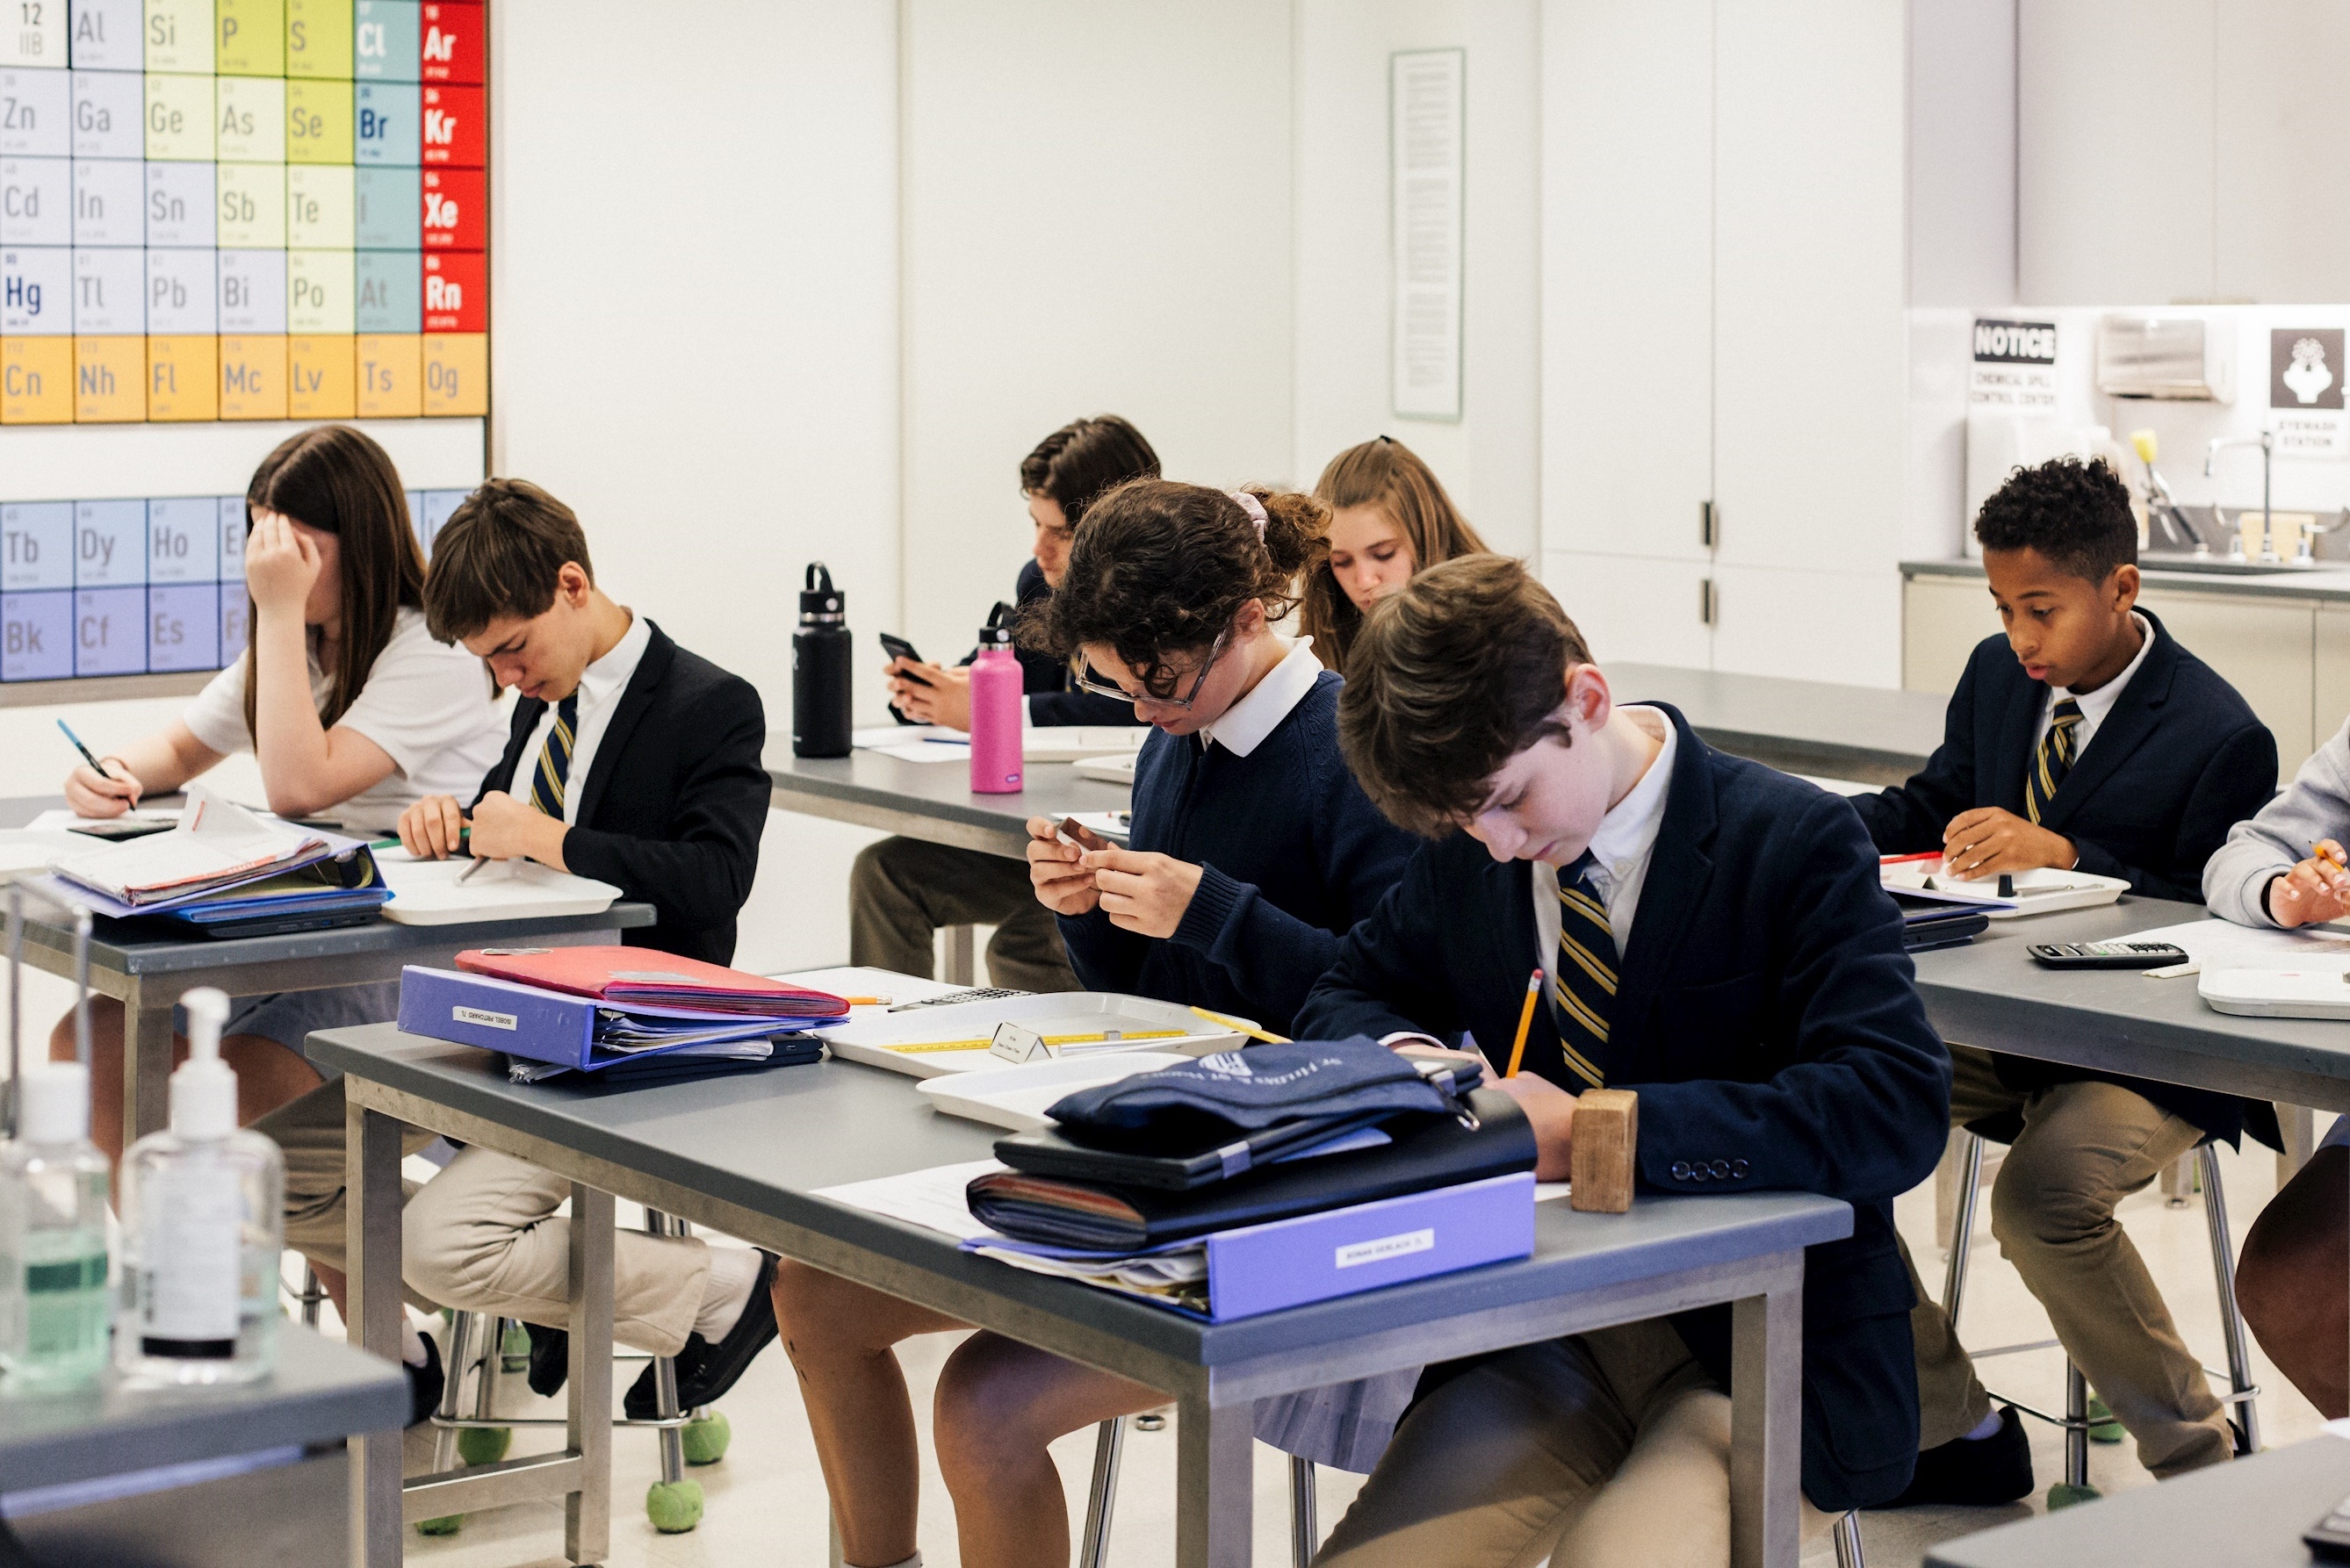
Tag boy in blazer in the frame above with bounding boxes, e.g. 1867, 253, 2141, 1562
1850, 457, 2277, 1499
255, 479, 777, 1421
1297, 557, 1950, 1565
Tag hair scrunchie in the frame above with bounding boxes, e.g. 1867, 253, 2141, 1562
1229, 490, 1268, 540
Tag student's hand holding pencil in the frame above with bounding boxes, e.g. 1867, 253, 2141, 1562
2269, 838, 2350, 928
1026, 816, 1103, 916
1490, 1071, 1577, 1182
1083, 847, 1205, 939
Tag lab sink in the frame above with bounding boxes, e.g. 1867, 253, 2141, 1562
2138, 551, 2325, 576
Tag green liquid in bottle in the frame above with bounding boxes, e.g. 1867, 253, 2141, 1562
9, 1228, 110, 1392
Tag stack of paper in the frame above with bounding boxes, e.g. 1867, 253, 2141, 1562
401, 965, 844, 1075
37, 787, 384, 931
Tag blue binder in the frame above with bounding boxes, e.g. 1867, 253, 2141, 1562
398, 966, 821, 1072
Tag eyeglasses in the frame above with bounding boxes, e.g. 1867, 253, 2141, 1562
1068, 628, 1231, 709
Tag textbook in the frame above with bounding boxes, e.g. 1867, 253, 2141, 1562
399, 967, 835, 1073
452, 946, 850, 1018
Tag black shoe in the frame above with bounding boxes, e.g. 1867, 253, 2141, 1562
1889, 1405, 2034, 1507
525, 1320, 570, 1399
405, 1333, 445, 1428
625, 1252, 781, 1420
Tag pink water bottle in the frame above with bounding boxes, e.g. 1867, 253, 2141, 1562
968, 613, 1024, 794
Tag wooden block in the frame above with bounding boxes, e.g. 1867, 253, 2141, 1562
1, 334, 71, 421
1568, 1088, 1639, 1213
72, 334, 144, 420
419, 328, 480, 414
287, 331, 354, 416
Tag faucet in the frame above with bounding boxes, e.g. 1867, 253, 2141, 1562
2206, 431, 2276, 563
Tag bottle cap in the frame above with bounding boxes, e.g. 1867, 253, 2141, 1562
977, 601, 1015, 648
16, 1061, 90, 1145
170, 987, 238, 1139
799, 562, 844, 624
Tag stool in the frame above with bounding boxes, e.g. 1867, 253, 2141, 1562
1941, 1131, 2260, 1501
421, 1207, 731, 1536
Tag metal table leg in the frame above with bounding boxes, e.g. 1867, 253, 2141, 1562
126, 982, 175, 1143
1730, 1282, 1803, 1568
944, 924, 977, 987
348, 1100, 408, 1568
1175, 1393, 1253, 1568
566, 1183, 615, 1564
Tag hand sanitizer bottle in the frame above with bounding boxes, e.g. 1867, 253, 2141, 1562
115, 988, 284, 1385
0, 1061, 112, 1394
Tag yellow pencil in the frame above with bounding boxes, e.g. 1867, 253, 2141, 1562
840, 995, 892, 1007
1188, 1005, 1290, 1045
883, 1028, 1189, 1054
1503, 967, 1543, 1078
2314, 842, 2346, 875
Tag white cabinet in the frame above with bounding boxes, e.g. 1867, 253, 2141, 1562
1542, 552, 1712, 668
2215, 0, 2350, 305
1903, 573, 2001, 694
1712, 564, 1902, 685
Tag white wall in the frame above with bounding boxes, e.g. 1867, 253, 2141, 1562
1293, 0, 1541, 557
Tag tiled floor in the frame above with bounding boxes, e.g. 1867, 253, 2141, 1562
364, 1135, 2327, 1568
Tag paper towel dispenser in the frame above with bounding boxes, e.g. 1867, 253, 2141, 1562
2096, 314, 2235, 402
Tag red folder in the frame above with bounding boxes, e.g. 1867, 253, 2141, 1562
453, 946, 848, 1018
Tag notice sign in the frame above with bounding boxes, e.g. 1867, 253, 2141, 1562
1970, 319, 2058, 411
1391, 48, 1464, 421
2272, 328, 2347, 457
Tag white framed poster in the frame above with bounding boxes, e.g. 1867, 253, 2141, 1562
1390, 47, 1464, 421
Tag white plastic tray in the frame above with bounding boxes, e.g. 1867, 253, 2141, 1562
1072, 753, 1139, 785
914, 1051, 1193, 1131
1880, 862, 2129, 919
2200, 964, 2350, 1018
376, 852, 624, 925
818, 991, 1250, 1079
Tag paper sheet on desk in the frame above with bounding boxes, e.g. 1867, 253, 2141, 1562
816, 1159, 1006, 1241
2116, 917, 2350, 969
25, 807, 183, 832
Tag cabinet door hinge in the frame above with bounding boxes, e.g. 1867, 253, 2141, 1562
1700, 500, 1719, 550
1699, 578, 1717, 627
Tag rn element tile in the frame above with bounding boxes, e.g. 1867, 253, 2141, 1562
214, 74, 285, 162
0, 335, 68, 419
353, 79, 413, 166
285, 0, 350, 80
142, 69, 211, 159
70, 154, 139, 241
0, 0, 68, 67
2, 155, 68, 245
355, 331, 414, 415
286, 160, 350, 245
2, 590, 71, 680
148, 581, 217, 668
217, 495, 246, 580
144, 242, 213, 330
286, 331, 350, 416
218, 244, 283, 329
215, 0, 283, 76
142, 0, 212, 74
71, 334, 140, 417
2, 68, 69, 157
1, 242, 66, 330
218, 332, 284, 416
418, 3, 478, 85
70, 68, 140, 157
1, 501, 71, 591
353, 162, 414, 248
353, 246, 412, 330
142, 156, 210, 242
71, 243, 141, 330
285, 76, 350, 164
419, 247, 476, 331
73, 498, 142, 585
68, 0, 140, 70
419, 329, 479, 414
352, 0, 416, 83
146, 332, 215, 418
419, 165, 477, 249
215, 159, 283, 247
146, 493, 216, 580
418, 83, 476, 166
286, 245, 350, 332
74, 586, 143, 673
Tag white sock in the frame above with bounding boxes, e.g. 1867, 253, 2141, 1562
401, 1314, 429, 1370
852, 1557, 920, 1568
1961, 1408, 2004, 1441
692, 1246, 761, 1340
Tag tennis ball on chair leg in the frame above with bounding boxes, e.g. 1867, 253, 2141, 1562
646, 1478, 704, 1533
456, 1425, 512, 1465
416, 1514, 464, 1536
681, 1410, 732, 1466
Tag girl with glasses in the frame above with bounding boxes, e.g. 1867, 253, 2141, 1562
770, 478, 1422, 1568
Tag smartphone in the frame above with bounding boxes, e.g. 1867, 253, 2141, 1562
878, 632, 932, 686
1056, 816, 1109, 852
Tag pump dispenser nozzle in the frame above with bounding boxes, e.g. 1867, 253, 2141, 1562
171, 987, 237, 1139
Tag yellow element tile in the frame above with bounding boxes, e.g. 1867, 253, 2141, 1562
287, 334, 354, 418
73, 337, 146, 422
144, 71, 215, 160
219, 335, 287, 420
421, 331, 486, 416
215, 76, 285, 162
286, 164, 354, 248
285, 0, 351, 80
144, 0, 215, 73
287, 248, 353, 333
216, 0, 283, 75
356, 333, 418, 417
148, 334, 220, 421
216, 162, 286, 248
1, 338, 72, 423
285, 77, 352, 164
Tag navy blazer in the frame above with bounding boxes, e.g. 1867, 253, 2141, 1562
1848, 615, 2278, 1145
1297, 708, 1952, 1511
476, 622, 768, 967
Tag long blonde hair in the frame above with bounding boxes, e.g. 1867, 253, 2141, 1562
1301, 435, 1489, 670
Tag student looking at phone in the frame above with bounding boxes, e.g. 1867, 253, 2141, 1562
850, 415, 1159, 993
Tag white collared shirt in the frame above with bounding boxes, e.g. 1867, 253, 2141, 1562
2033, 611, 2154, 756
515, 610, 651, 824
1197, 636, 1322, 758
1532, 706, 1676, 991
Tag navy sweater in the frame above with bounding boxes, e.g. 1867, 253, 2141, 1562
1056, 669, 1419, 1035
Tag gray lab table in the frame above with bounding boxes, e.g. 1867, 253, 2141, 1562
1923, 1433, 2350, 1567
0, 1325, 407, 1567
1606, 663, 1947, 785
768, 749, 1134, 860
317, 1021, 1850, 1568
0, 795, 654, 1142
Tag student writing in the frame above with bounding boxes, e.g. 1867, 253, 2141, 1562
48, 425, 503, 1160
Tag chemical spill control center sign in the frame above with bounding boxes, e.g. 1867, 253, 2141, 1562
1970, 320, 2058, 411
2271, 328, 2346, 457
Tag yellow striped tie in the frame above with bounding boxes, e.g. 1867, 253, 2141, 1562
2024, 697, 2083, 825
1552, 854, 1617, 1090
527, 692, 580, 818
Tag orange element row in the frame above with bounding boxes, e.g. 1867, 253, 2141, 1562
0, 334, 487, 422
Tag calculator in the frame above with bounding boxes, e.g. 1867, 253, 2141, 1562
2028, 940, 2190, 969
2305, 1490, 2350, 1560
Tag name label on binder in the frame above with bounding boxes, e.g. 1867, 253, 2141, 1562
1336, 1227, 1435, 1269
453, 1004, 515, 1032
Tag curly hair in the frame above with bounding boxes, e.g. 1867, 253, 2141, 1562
1018, 478, 1326, 698
1973, 456, 2137, 583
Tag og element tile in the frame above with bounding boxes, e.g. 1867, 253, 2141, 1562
420, 331, 481, 414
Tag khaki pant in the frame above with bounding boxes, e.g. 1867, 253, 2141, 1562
1315, 1320, 1831, 1568
849, 836, 1080, 994
1908, 1044, 2231, 1477
253, 1077, 435, 1298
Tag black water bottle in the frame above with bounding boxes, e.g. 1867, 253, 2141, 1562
792, 562, 853, 758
